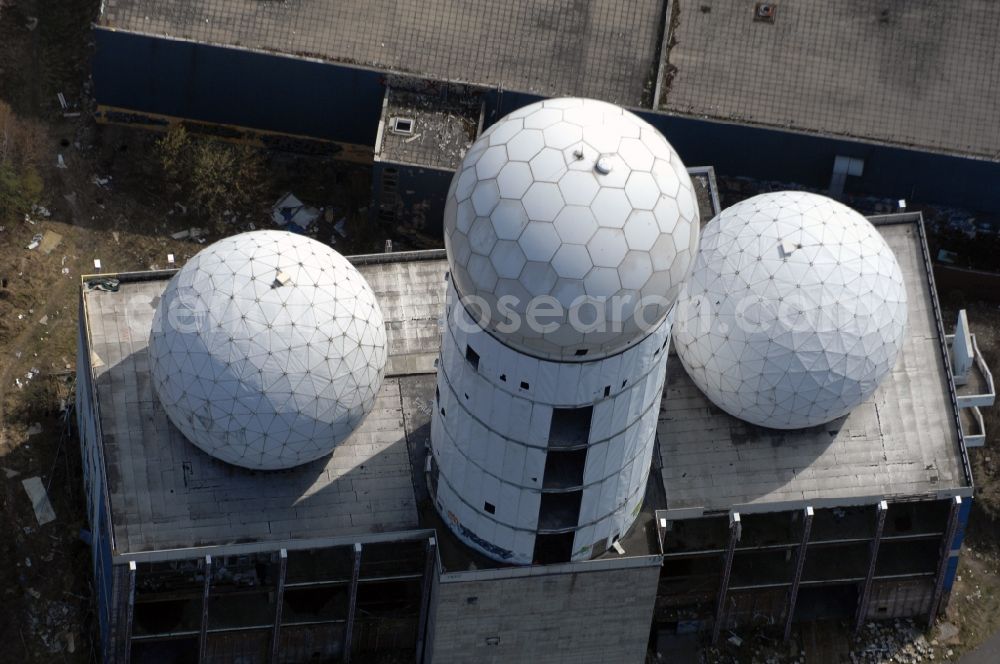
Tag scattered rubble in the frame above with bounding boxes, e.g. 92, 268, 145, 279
170, 227, 207, 241
850, 620, 957, 664
272, 192, 320, 230
22, 477, 57, 526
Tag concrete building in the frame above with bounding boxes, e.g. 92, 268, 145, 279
77, 143, 994, 660
91, 0, 1000, 217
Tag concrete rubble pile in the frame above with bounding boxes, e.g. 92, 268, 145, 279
850, 620, 956, 664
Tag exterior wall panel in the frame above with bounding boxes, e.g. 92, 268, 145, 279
93, 29, 385, 147
428, 563, 659, 664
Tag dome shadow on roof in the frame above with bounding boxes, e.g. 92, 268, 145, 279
148, 231, 388, 470
672, 191, 907, 430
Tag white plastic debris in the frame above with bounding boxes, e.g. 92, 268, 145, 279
22, 477, 57, 525
271, 192, 319, 230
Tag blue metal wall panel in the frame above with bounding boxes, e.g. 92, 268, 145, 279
941, 496, 973, 593
93, 29, 385, 145
483, 89, 1000, 213
636, 113, 1000, 214
93, 32, 1000, 212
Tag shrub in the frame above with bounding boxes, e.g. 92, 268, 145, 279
0, 101, 47, 222
156, 125, 267, 231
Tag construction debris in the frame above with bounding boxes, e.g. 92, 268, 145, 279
170, 227, 206, 241
850, 619, 950, 664
271, 192, 320, 230
22, 477, 57, 526
38, 231, 63, 254
85, 278, 120, 293
26, 233, 43, 250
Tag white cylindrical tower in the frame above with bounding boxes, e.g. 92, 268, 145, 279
430, 98, 700, 564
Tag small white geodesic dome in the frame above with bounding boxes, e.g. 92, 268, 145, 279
673, 191, 907, 430
444, 97, 700, 361
148, 231, 387, 470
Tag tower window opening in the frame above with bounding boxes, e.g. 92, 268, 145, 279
549, 406, 593, 448
465, 345, 480, 371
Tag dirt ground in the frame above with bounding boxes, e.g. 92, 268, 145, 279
2, 2, 999, 664
0, 2, 383, 661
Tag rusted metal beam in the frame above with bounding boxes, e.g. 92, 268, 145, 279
343, 543, 363, 663
928, 496, 962, 623
712, 512, 741, 644
854, 500, 888, 635
122, 561, 137, 664
198, 555, 212, 663
784, 506, 814, 641
415, 537, 437, 664
270, 548, 288, 662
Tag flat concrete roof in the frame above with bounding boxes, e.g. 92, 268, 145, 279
376, 89, 480, 171
657, 217, 969, 514
661, 1, 1000, 159
99, 0, 667, 106
82, 256, 451, 554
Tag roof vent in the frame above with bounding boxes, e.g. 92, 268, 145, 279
390, 117, 415, 136
754, 2, 777, 23
273, 270, 292, 288
595, 157, 613, 174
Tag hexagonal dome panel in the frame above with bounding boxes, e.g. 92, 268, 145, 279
148, 231, 387, 470
444, 97, 700, 361
672, 191, 908, 430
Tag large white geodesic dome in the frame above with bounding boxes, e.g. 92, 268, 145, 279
148, 231, 387, 470
673, 191, 907, 430
444, 97, 700, 361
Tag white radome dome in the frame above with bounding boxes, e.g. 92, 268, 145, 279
148, 231, 387, 470
673, 191, 907, 430
444, 97, 700, 361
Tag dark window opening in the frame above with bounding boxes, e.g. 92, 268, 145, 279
440, 408, 445, 416
548, 406, 593, 448
466, 596, 478, 605
536, 491, 583, 531
465, 346, 480, 371
484, 501, 496, 514
574, 349, 588, 356
519, 381, 530, 390
622, 380, 627, 388
435, 386, 440, 402
533, 532, 576, 565
542, 448, 587, 489
499, 373, 507, 382
894, 514, 913, 532
603, 385, 611, 398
